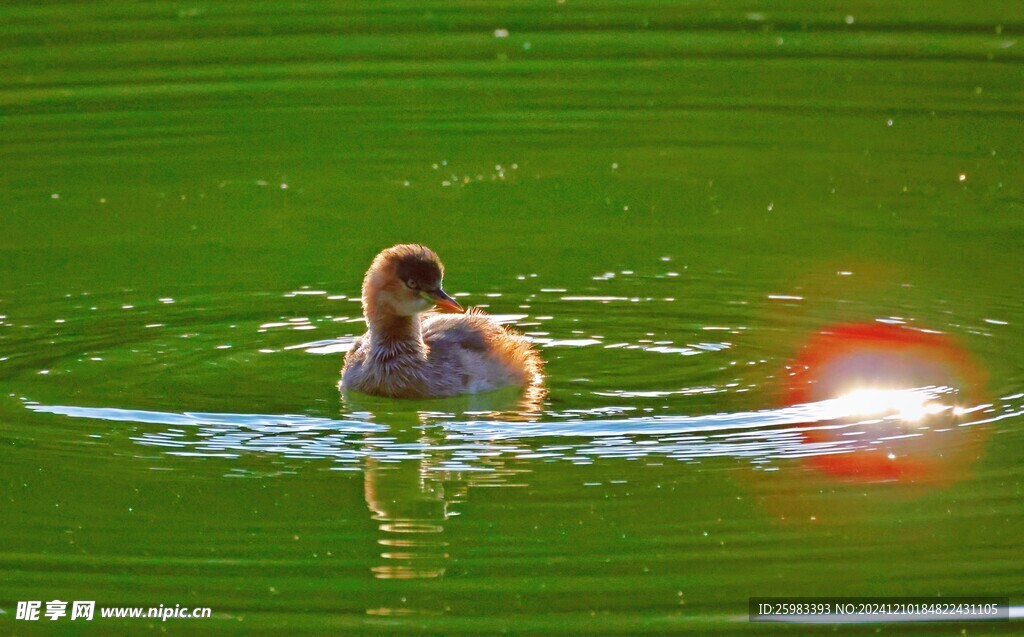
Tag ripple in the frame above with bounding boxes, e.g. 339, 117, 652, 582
23, 387, 1024, 472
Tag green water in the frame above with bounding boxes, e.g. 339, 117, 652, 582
2, 1, 1023, 634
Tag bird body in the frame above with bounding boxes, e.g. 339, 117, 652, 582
340, 245, 543, 399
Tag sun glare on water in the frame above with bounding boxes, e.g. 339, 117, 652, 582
831, 388, 958, 423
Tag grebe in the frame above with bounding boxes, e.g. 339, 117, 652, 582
340, 244, 544, 399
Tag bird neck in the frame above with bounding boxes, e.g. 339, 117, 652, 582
366, 312, 425, 356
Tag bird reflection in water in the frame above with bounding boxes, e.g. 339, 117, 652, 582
363, 452, 455, 581
343, 386, 542, 591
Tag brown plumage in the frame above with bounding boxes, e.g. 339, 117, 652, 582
340, 244, 544, 399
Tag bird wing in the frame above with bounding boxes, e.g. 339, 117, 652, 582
422, 314, 490, 352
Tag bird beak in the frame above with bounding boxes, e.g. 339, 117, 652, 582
422, 288, 463, 313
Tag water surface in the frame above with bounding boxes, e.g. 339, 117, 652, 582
2, 1, 1023, 633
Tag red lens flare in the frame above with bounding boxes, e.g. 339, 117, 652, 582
783, 322, 987, 483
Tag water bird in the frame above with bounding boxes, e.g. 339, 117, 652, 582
340, 244, 544, 399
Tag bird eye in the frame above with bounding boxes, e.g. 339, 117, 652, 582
406, 279, 418, 289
